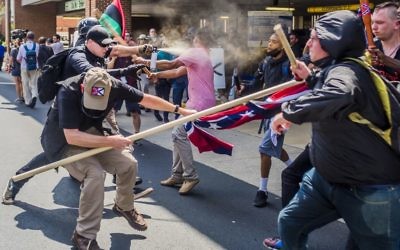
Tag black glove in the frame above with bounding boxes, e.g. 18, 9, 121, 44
122, 64, 146, 77
106, 64, 146, 78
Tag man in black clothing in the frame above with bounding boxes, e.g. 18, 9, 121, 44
272, 10, 400, 249
37, 36, 54, 69
2, 25, 152, 204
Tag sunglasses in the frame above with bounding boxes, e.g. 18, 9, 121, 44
96, 41, 110, 48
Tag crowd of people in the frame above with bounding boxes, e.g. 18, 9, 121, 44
2, 2, 400, 249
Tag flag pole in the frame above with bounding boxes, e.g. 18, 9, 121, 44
12, 79, 303, 182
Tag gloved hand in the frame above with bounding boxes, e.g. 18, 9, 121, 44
138, 44, 153, 56
121, 64, 146, 77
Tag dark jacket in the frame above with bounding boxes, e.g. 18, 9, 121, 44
282, 10, 400, 185
246, 54, 291, 94
37, 44, 54, 69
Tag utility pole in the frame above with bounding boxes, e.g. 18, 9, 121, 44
4, 0, 10, 54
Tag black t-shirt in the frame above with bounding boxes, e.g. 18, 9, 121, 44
42, 74, 144, 160
62, 45, 105, 80
375, 40, 400, 81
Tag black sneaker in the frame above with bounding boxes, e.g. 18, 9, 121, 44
112, 175, 142, 186
2, 179, 16, 205
27, 97, 37, 108
253, 190, 268, 207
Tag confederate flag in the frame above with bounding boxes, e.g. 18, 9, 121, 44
187, 82, 310, 155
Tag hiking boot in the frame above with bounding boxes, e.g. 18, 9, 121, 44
2, 179, 16, 205
160, 177, 183, 187
254, 190, 268, 207
263, 237, 282, 249
71, 230, 102, 250
113, 205, 147, 231
178, 179, 200, 195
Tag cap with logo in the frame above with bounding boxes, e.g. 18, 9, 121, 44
86, 25, 113, 46
83, 68, 112, 111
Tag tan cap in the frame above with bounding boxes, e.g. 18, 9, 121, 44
83, 68, 112, 111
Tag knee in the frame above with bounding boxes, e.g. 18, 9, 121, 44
117, 157, 138, 175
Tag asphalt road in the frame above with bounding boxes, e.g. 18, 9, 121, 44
0, 72, 349, 249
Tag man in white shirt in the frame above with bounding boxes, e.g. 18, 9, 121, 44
51, 34, 64, 54
17, 31, 40, 108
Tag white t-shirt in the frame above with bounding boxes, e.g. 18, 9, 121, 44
51, 41, 64, 54
16, 40, 39, 70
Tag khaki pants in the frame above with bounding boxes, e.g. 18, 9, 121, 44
171, 125, 198, 180
63, 129, 137, 239
21, 69, 39, 105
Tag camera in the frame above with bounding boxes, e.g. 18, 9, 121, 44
11, 29, 28, 40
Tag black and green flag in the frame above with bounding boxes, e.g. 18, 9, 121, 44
99, 0, 126, 38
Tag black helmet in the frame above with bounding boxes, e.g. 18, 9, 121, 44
78, 17, 100, 36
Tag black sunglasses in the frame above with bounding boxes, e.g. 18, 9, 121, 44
96, 41, 110, 48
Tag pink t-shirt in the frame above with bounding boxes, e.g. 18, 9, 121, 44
178, 47, 215, 111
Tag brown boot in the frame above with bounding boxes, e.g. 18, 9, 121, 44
178, 179, 200, 195
113, 205, 147, 231
71, 230, 102, 250
160, 177, 183, 187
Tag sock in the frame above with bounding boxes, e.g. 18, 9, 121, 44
259, 178, 268, 192
284, 159, 293, 167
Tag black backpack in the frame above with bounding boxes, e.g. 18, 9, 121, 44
344, 58, 400, 156
38, 48, 71, 104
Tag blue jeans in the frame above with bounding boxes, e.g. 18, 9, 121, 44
278, 168, 400, 250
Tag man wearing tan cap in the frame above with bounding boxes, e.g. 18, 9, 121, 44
43, 67, 195, 249
3, 25, 153, 207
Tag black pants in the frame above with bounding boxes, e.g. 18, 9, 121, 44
154, 78, 172, 120
13, 152, 50, 195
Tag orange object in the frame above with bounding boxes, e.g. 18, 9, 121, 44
359, 0, 376, 49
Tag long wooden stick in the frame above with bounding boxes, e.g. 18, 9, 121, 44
12, 79, 302, 182
273, 24, 297, 67
359, 0, 376, 49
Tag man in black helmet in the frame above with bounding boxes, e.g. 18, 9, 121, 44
75, 17, 99, 47
271, 10, 400, 249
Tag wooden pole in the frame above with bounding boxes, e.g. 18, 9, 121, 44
273, 24, 297, 67
359, 0, 376, 49
12, 79, 303, 182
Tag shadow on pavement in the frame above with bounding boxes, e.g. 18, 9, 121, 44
13, 201, 77, 247
109, 233, 146, 250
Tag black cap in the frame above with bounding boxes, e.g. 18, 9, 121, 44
86, 25, 113, 46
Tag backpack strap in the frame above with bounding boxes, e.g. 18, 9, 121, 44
344, 57, 392, 146
24, 43, 36, 52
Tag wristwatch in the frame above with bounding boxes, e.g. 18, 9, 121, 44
173, 105, 180, 113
